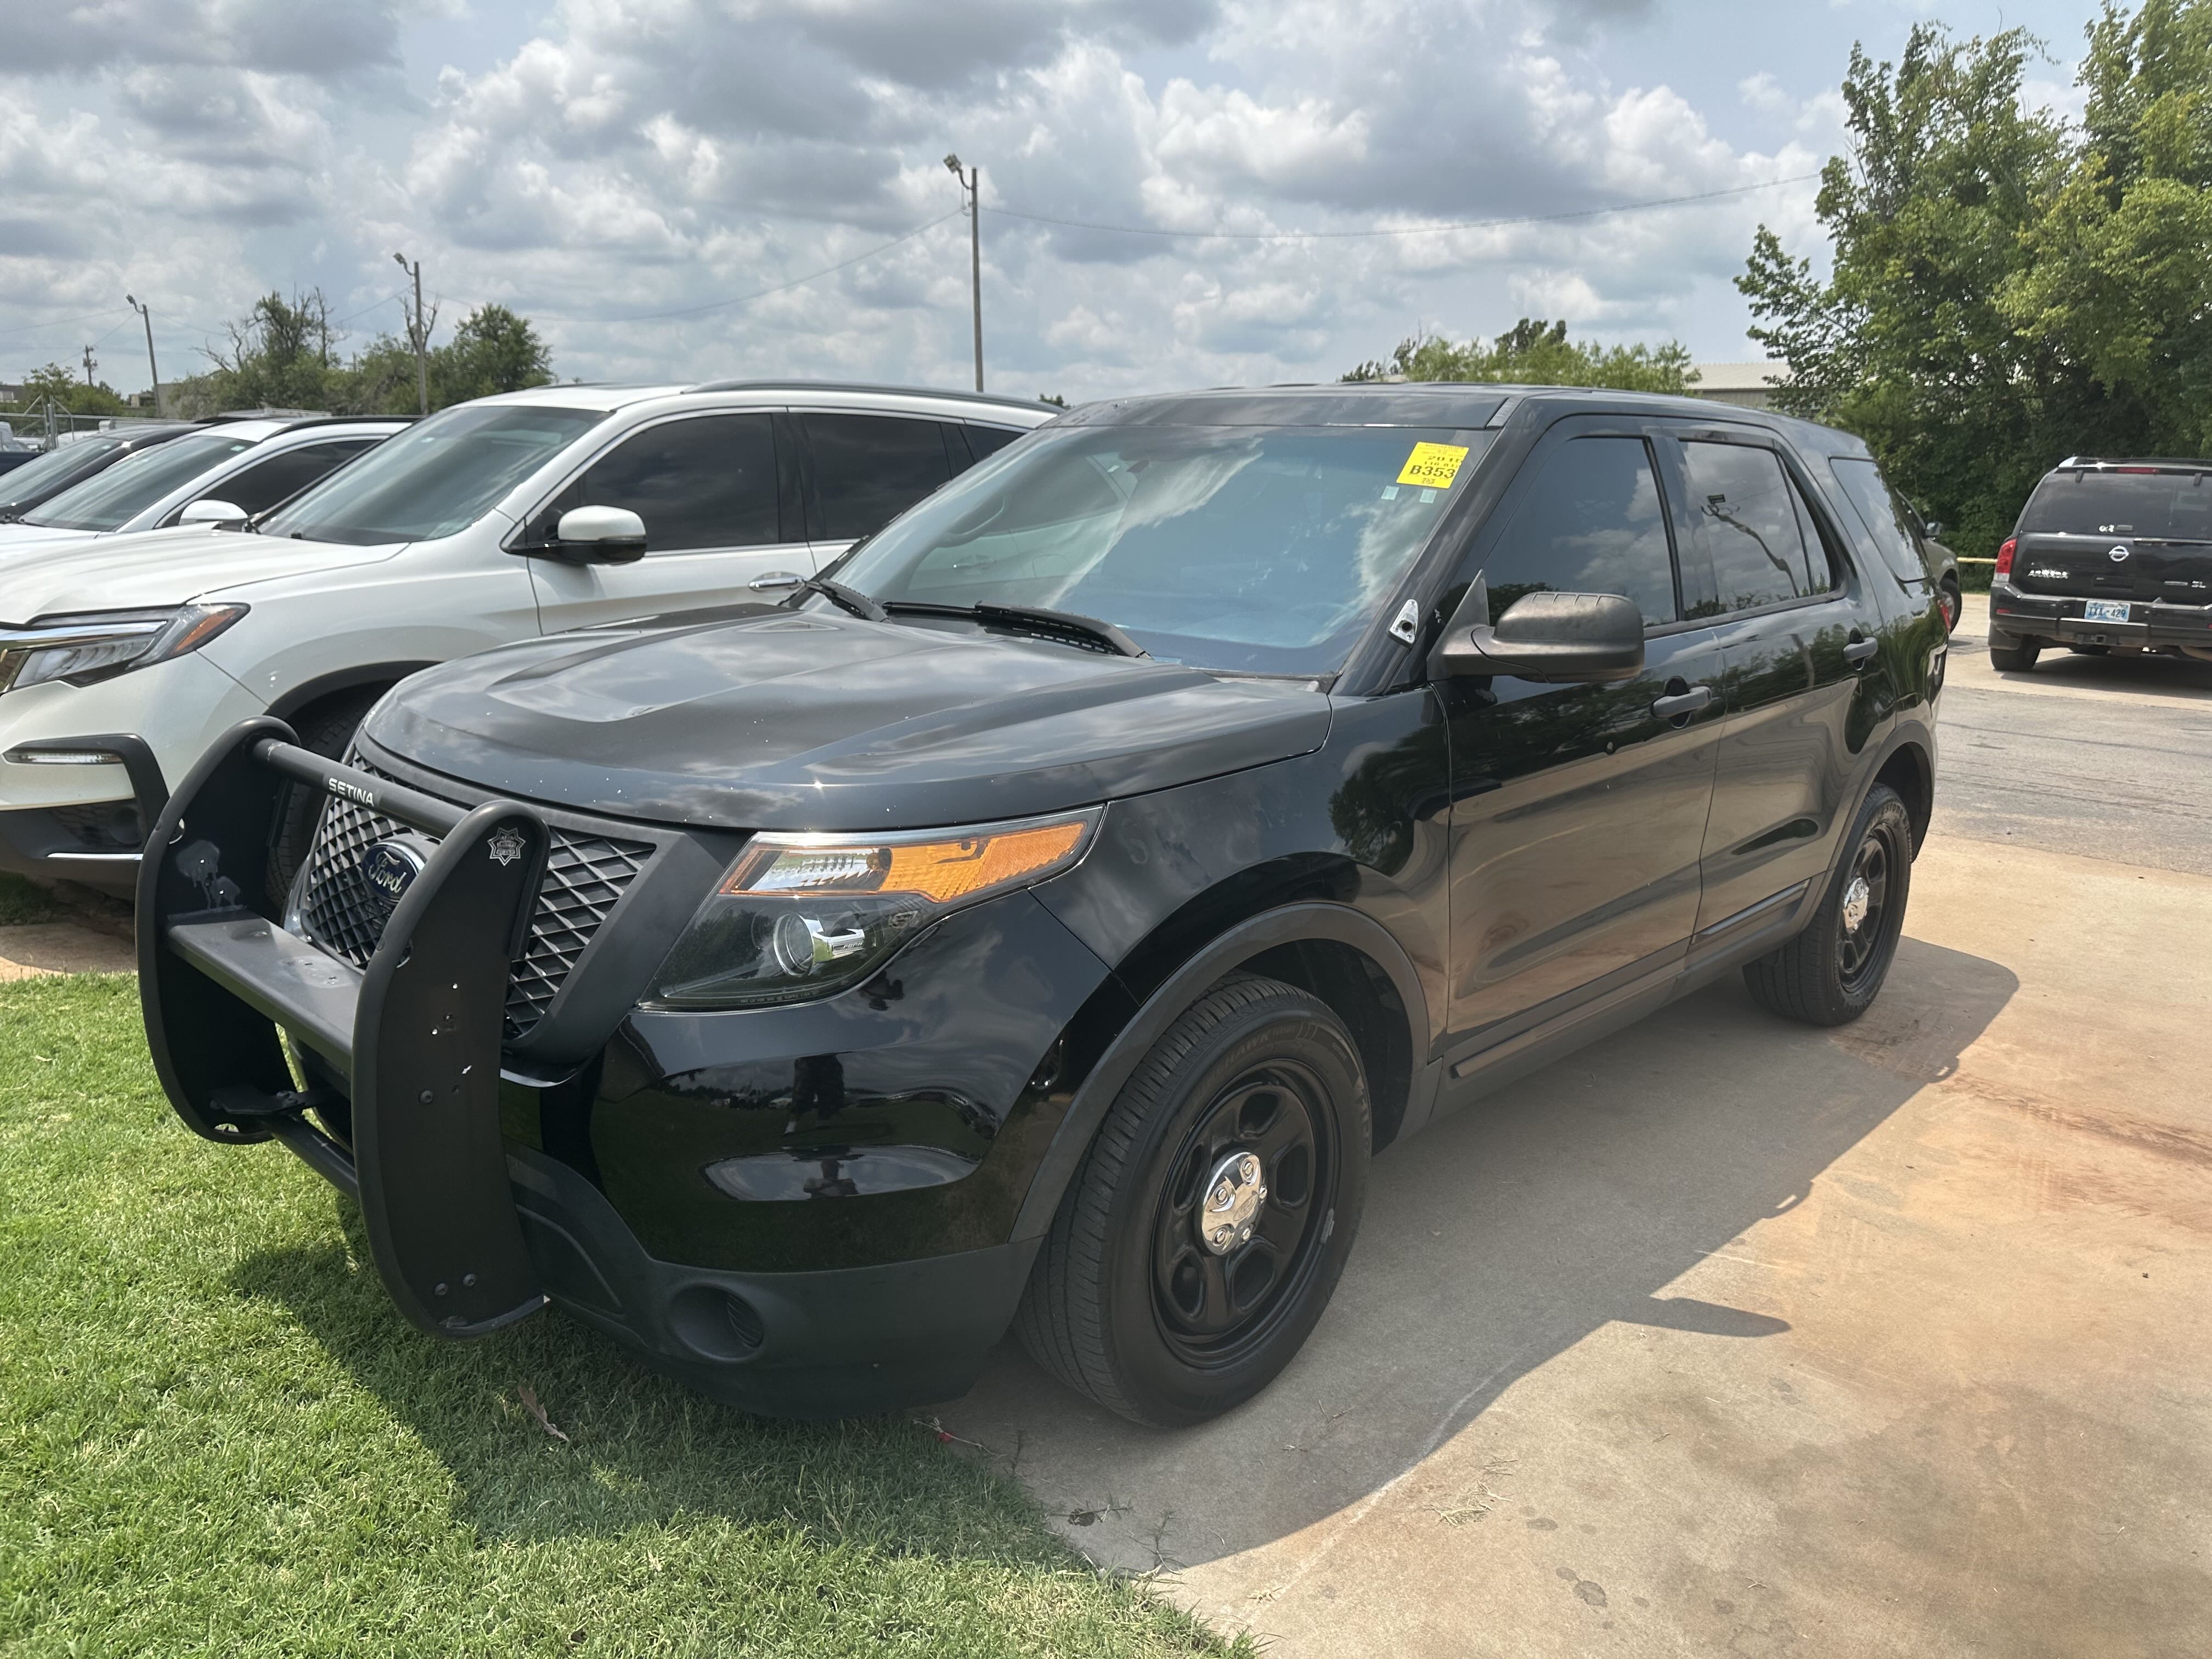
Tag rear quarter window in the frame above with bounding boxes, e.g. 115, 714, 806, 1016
1830, 457, 1931, 583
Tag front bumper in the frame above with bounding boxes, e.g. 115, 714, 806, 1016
138, 719, 1043, 1414
1990, 584, 2212, 651
0, 651, 262, 893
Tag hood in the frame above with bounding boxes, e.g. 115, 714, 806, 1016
368, 609, 1333, 831
0, 526, 397, 620
0, 523, 96, 551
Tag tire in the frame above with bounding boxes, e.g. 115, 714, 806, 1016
1015, 974, 1370, 1426
1743, 783, 1914, 1028
1988, 635, 2040, 672
266, 689, 385, 909
1938, 577, 1961, 633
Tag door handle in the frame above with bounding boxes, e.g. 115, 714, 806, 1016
1650, 685, 1714, 721
748, 570, 805, 591
1844, 638, 1878, 665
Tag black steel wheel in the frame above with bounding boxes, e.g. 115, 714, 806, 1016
1743, 783, 1914, 1027
1833, 823, 1895, 998
1149, 1059, 1333, 1369
1016, 975, 1369, 1426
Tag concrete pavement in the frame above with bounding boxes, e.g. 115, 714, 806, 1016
941, 611, 2212, 1657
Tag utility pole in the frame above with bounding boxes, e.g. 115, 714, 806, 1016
944, 154, 983, 392
392, 251, 434, 415
80, 344, 97, 387
126, 295, 161, 417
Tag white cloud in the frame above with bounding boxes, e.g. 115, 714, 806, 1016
3, 0, 1853, 397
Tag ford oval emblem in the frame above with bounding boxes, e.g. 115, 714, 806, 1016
358, 840, 427, 913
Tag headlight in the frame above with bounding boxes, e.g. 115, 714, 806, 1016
0, 605, 249, 694
650, 810, 1099, 1009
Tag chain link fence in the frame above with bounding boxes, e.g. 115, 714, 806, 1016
0, 398, 173, 452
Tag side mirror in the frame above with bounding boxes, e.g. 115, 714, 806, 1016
178, 498, 249, 528
1922, 520, 1944, 539
1435, 589, 1645, 683
546, 505, 648, 564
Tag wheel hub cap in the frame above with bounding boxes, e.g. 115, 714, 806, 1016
1841, 874, 1872, 934
1199, 1152, 1267, 1255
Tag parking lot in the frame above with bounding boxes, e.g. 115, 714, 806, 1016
5, 600, 2208, 1656
940, 598, 2212, 1656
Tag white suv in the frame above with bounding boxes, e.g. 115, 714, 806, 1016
0, 416, 408, 545
0, 381, 1054, 895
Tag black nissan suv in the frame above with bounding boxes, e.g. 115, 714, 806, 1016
138, 385, 1946, 1425
1988, 457, 2212, 669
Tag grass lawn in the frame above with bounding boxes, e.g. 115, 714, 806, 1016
0, 974, 1240, 1658
0, 873, 59, 926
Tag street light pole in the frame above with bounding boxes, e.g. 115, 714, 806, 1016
392, 252, 431, 415
944, 154, 982, 392
126, 295, 161, 418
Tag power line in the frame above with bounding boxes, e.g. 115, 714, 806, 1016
980, 172, 1821, 241
571, 210, 962, 324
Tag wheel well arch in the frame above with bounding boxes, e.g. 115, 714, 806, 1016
266, 663, 437, 726
1872, 738, 1933, 853
1014, 890, 1432, 1242
1105, 853, 1424, 1152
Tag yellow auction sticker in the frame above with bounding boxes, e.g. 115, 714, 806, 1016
1396, 442, 1469, 489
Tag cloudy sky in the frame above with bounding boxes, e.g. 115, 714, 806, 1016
3, 0, 2100, 404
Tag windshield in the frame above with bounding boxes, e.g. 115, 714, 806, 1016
831, 423, 1493, 675
2021, 469, 2212, 542
20, 431, 255, 530
259, 404, 607, 545
0, 436, 133, 515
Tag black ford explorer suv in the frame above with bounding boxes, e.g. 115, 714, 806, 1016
139, 385, 1945, 1425
1988, 456, 2212, 670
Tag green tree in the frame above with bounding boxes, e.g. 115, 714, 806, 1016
2004, 1, 2212, 453
1344, 318, 1698, 392
1740, 4, 2212, 558
427, 304, 556, 406
183, 294, 557, 419
201, 290, 345, 413
10, 362, 129, 417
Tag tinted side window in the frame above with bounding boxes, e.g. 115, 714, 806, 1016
537, 414, 782, 551
963, 424, 1023, 462
207, 439, 377, 517
803, 414, 955, 540
1684, 442, 1832, 612
1481, 435, 1678, 626
1830, 457, 1928, 582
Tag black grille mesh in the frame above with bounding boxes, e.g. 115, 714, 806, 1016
295, 757, 654, 1037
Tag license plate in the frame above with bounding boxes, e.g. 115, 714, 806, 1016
2083, 600, 2132, 624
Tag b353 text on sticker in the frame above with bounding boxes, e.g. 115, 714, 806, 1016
1396, 442, 1469, 490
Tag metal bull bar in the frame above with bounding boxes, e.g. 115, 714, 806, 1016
137, 716, 552, 1338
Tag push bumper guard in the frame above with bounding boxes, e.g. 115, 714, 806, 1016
138, 716, 552, 1339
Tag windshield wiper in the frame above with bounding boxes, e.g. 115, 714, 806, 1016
794, 577, 887, 622
882, 599, 1146, 658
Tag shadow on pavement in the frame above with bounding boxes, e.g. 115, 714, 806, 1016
938, 934, 2019, 1574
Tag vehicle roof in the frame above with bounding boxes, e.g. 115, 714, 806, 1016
2049, 456, 2212, 473
1059, 381, 1871, 453
467, 380, 1056, 421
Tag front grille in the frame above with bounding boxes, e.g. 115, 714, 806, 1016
295, 757, 654, 1038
